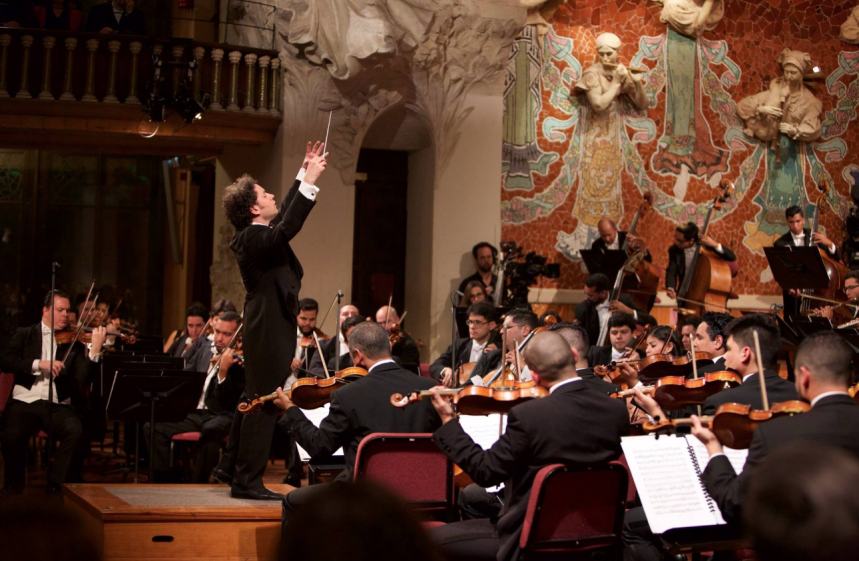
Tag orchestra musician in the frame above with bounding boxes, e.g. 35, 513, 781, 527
459, 280, 490, 308
164, 304, 208, 358
307, 304, 360, 376
575, 273, 656, 348
587, 312, 644, 367
458, 242, 498, 297
423, 332, 630, 561
272, 322, 440, 531
144, 311, 245, 483
470, 308, 537, 381
591, 217, 652, 261
775, 205, 840, 316
624, 332, 859, 561
292, 298, 321, 377
430, 301, 498, 386
214, 141, 327, 501
680, 315, 701, 353
0, 290, 107, 495
694, 311, 734, 374
549, 321, 621, 395
665, 222, 736, 302
180, 299, 237, 364
375, 305, 421, 374
315, 316, 368, 372
814, 270, 859, 321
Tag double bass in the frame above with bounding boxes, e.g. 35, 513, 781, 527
675, 180, 734, 318
800, 180, 849, 316
620, 192, 659, 312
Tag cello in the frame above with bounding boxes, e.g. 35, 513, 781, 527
621, 192, 659, 312
675, 180, 734, 318
800, 180, 849, 316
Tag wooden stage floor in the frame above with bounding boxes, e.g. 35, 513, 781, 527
63, 483, 294, 561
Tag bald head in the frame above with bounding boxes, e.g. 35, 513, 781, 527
522, 331, 578, 384
375, 306, 399, 332
598, 218, 618, 245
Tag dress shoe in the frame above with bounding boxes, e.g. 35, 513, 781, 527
212, 468, 234, 486
230, 487, 284, 501
282, 473, 302, 488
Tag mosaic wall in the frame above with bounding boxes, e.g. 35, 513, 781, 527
500, 0, 859, 295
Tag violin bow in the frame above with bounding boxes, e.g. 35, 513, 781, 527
313, 331, 331, 379
208, 313, 244, 377
660, 327, 675, 355
77, 280, 96, 329
752, 330, 770, 410
690, 335, 702, 415
318, 292, 339, 334
624, 326, 650, 360
63, 294, 99, 365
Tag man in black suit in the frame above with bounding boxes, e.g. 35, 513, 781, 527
458, 242, 498, 297
700, 314, 797, 415
273, 322, 440, 529
425, 331, 630, 561
430, 301, 498, 385
83, 0, 146, 34
588, 312, 644, 367
665, 222, 736, 302
144, 312, 245, 483
774, 205, 840, 316
375, 305, 421, 374
165, 304, 208, 359
0, 290, 106, 494
469, 308, 537, 382
291, 298, 320, 379
575, 273, 656, 348
307, 304, 359, 377
694, 311, 733, 375
215, 141, 327, 500
591, 217, 652, 262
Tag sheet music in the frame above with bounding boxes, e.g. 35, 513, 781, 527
685, 437, 749, 475
295, 403, 344, 462
621, 435, 723, 534
459, 414, 507, 493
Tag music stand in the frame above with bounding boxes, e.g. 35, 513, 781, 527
764, 247, 831, 290
580, 249, 628, 278
107, 369, 205, 483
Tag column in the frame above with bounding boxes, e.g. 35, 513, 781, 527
193, 46, 204, 101
0, 34, 11, 98
126, 41, 142, 104
209, 48, 224, 111
268, 57, 280, 116
242, 52, 257, 113
82, 38, 98, 102
226, 50, 241, 112
38, 36, 56, 100
256, 55, 269, 115
103, 40, 121, 103
17, 35, 33, 99
59, 37, 77, 101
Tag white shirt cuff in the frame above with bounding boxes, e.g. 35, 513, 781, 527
32, 359, 41, 374
830, 243, 837, 254
296, 167, 306, 182
299, 181, 319, 201
715, 244, 724, 253
633, 310, 639, 321
217, 374, 227, 384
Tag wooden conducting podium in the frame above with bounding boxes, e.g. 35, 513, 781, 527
63, 483, 294, 561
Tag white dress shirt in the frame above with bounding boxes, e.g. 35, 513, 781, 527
14, 323, 67, 404
469, 340, 488, 363
606, 237, 620, 250
196, 344, 227, 410
369, 359, 396, 373
596, 300, 611, 333
791, 232, 807, 247
549, 377, 583, 394
810, 391, 849, 407
611, 346, 625, 362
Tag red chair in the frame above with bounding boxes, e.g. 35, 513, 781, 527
0, 372, 14, 414
353, 433, 454, 520
419, 364, 431, 378
519, 462, 628, 560
170, 431, 202, 472
616, 454, 637, 505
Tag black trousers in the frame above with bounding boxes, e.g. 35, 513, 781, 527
281, 479, 346, 537
427, 518, 500, 561
143, 410, 232, 483
459, 484, 505, 520
0, 399, 86, 490
217, 399, 281, 490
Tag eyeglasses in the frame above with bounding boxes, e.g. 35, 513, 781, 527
466, 320, 488, 327
846, 284, 859, 291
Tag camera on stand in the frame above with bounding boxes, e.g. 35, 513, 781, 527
497, 241, 560, 308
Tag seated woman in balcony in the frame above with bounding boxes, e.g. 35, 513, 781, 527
33, 0, 83, 31
83, 0, 145, 35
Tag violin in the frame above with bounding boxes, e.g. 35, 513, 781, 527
299, 327, 330, 349
238, 367, 368, 413
611, 371, 742, 410
849, 382, 859, 405
55, 327, 137, 346
390, 385, 549, 416
455, 362, 477, 387
594, 330, 649, 389
482, 326, 547, 387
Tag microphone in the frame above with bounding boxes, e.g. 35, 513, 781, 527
455, 291, 464, 297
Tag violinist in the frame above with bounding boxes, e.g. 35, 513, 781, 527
375, 305, 421, 374
470, 308, 537, 381
591, 217, 652, 261
695, 311, 733, 374
164, 304, 208, 358
457, 242, 498, 297
814, 270, 859, 321
643, 325, 681, 358
680, 315, 701, 353
292, 298, 322, 376
312, 315, 368, 373
423, 332, 629, 561
307, 304, 360, 377
273, 322, 440, 531
0, 290, 106, 495
575, 273, 656, 348
144, 311, 245, 483
430, 301, 498, 386
623, 331, 859, 561
549, 321, 621, 395
182, 299, 237, 366
665, 222, 736, 302
588, 312, 644, 367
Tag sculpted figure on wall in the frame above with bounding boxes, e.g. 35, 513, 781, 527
577, 33, 648, 113
841, 5, 859, 44
521, 0, 567, 38
655, 0, 724, 39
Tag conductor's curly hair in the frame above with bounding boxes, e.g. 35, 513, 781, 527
222, 174, 258, 229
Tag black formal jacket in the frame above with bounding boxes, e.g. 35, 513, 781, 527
576, 367, 622, 395
470, 349, 503, 382
231, 177, 315, 396
702, 370, 798, 415
279, 361, 440, 477
391, 332, 421, 374
665, 243, 736, 292
433, 380, 630, 561
0, 324, 92, 411
83, 2, 146, 34
429, 338, 475, 381
183, 345, 245, 416
703, 394, 859, 523
587, 345, 645, 367
307, 336, 341, 377
773, 229, 839, 315
591, 231, 653, 263
574, 294, 656, 348
697, 355, 730, 375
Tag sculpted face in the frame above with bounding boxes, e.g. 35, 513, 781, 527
597, 45, 619, 65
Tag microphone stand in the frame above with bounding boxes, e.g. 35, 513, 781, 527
451, 291, 463, 388
47, 261, 60, 492
334, 290, 344, 371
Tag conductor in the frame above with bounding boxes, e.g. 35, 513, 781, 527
216, 142, 327, 500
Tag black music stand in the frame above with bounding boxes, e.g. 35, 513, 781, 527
580, 249, 628, 278
106, 369, 205, 483
764, 246, 831, 290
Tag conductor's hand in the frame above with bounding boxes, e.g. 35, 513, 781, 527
302, 141, 324, 170
304, 153, 328, 185
39, 360, 65, 378
691, 415, 723, 456
427, 386, 455, 424
274, 387, 295, 411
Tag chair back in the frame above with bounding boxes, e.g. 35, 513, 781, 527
353, 433, 453, 516
419, 364, 431, 378
520, 462, 628, 555
0, 372, 15, 415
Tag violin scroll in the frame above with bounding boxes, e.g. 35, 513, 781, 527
237, 395, 265, 415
